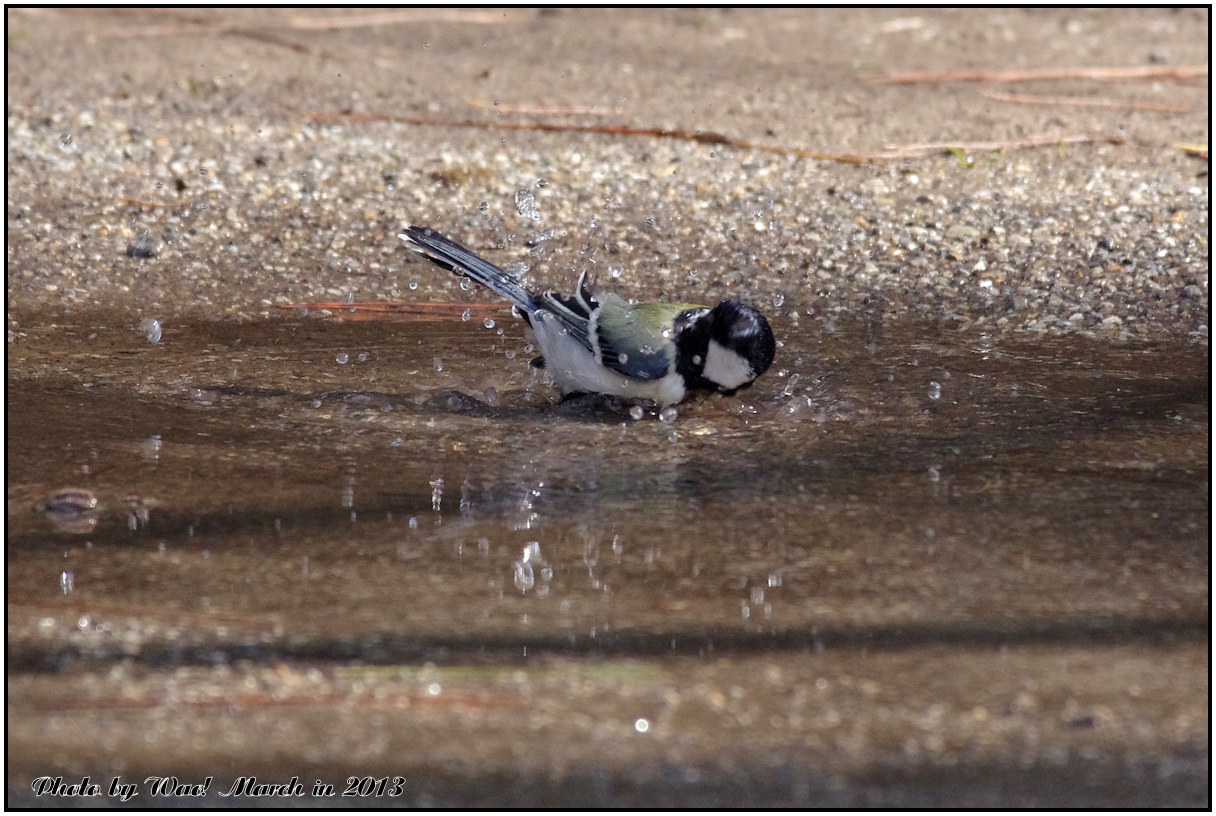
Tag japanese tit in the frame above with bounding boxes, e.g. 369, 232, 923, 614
399, 225, 775, 407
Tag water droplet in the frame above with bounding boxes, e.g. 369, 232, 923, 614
409, 281, 419, 291
617, 353, 629, 364
773, 293, 785, 308
430, 476, 444, 512
433, 356, 444, 372
141, 435, 163, 461
60, 571, 75, 594
483, 317, 496, 329
127, 235, 159, 258
478, 201, 489, 213
610, 267, 624, 279
336, 352, 349, 364
634, 718, 650, 733
535, 178, 549, 188
928, 381, 942, 400
461, 309, 471, 322
459, 278, 472, 291
57, 133, 73, 148
139, 318, 162, 343
513, 559, 534, 592
514, 188, 541, 221
659, 407, 678, 423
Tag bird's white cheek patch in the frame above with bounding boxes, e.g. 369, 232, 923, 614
703, 339, 755, 390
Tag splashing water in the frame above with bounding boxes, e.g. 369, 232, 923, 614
514, 189, 541, 221
139, 318, 162, 344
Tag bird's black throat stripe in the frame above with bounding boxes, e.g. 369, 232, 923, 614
673, 307, 715, 392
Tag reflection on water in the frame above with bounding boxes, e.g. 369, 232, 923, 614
5, 311, 1208, 804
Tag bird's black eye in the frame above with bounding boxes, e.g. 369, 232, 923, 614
674, 307, 711, 334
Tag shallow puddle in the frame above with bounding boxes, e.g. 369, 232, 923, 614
6, 309, 1209, 806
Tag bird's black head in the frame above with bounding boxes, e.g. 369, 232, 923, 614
676, 299, 776, 395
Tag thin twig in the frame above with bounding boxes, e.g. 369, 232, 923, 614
282, 9, 520, 29
979, 89, 1192, 113
307, 111, 877, 165
81, 8, 520, 39
868, 64, 1208, 84
1171, 142, 1209, 159
114, 196, 165, 209
877, 132, 1123, 160
465, 98, 627, 117
310, 112, 1158, 164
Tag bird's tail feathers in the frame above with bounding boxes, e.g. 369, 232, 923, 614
399, 226, 533, 311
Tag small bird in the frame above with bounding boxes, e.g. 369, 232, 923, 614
399, 225, 775, 406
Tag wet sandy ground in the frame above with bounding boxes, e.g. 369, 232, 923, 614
5, 7, 1210, 809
